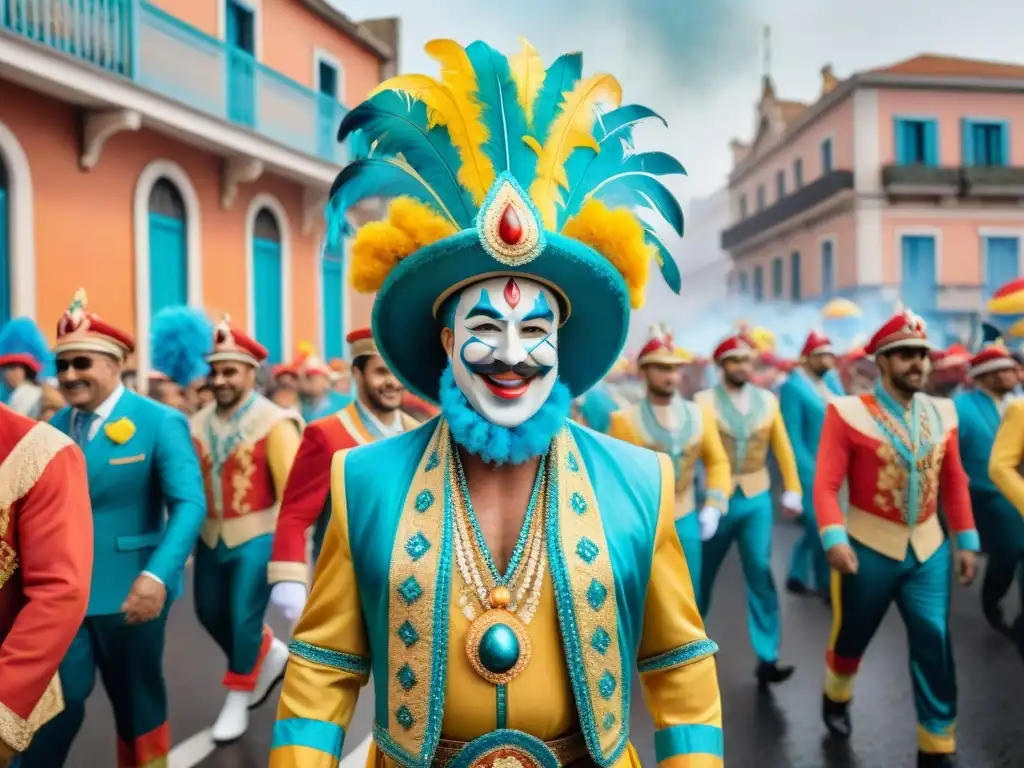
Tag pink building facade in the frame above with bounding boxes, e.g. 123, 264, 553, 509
723, 55, 1024, 335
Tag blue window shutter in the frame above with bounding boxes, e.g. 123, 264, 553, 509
961, 118, 974, 166
791, 251, 802, 300
148, 213, 188, 316
984, 237, 1020, 299
253, 237, 284, 364
924, 120, 938, 166
999, 121, 1010, 166
894, 119, 907, 165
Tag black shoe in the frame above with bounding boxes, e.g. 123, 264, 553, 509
786, 577, 809, 596
917, 751, 957, 768
821, 695, 851, 739
982, 601, 1012, 637
755, 660, 795, 687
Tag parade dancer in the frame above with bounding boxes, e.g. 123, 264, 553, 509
190, 318, 302, 742
781, 330, 843, 600
952, 339, 1023, 638
694, 333, 802, 686
988, 383, 1024, 661
609, 324, 731, 589
271, 37, 723, 767
0, 406, 92, 768
268, 327, 417, 621
815, 309, 978, 768
22, 291, 206, 768
0, 319, 52, 420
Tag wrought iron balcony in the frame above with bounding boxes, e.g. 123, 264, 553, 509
721, 170, 854, 251
881, 165, 960, 197
961, 166, 1024, 198
0, 0, 349, 166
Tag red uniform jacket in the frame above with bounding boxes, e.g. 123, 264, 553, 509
0, 405, 92, 752
813, 392, 977, 563
268, 401, 419, 584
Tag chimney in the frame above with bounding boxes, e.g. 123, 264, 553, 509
821, 64, 838, 96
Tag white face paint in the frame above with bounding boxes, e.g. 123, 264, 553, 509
448, 276, 560, 427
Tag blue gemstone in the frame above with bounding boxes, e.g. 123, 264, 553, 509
478, 623, 521, 674
395, 705, 414, 729
576, 536, 599, 564
598, 671, 616, 700
425, 450, 440, 471
405, 532, 431, 561
587, 579, 607, 610
571, 491, 588, 515
415, 489, 434, 512
397, 620, 419, 647
567, 452, 579, 472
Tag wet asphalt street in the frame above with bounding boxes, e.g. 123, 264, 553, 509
72, 522, 1024, 768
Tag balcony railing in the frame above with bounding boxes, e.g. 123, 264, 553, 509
961, 166, 1024, 198
881, 165, 960, 197
1, 0, 349, 166
721, 170, 854, 251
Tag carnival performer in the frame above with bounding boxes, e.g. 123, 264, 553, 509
988, 384, 1024, 661
191, 318, 302, 743
814, 308, 977, 768
952, 339, 1024, 639
780, 330, 843, 600
295, 344, 350, 422
0, 318, 52, 420
608, 324, 731, 590
270, 37, 723, 768
693, 333, 802, 685
21, 290, 207, 768
0, 406, 92, 768
268, 327, 417, 622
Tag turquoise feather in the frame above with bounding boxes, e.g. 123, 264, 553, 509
0, 317, 52, 372
587, 169, 685, 235
598, 104, 666, 144
151, 306, 213, 386
465, 41, 536, 187
530, 52, 583, 145
337, 91, 474, 227
325, 158, 454, 248
642, 224, 682, 294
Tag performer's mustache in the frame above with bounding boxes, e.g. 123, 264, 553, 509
468, 360, 549, 379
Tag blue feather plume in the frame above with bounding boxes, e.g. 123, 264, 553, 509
0, 317, 53, 372
642, 223, 682, 295
529, 52, 583, 145
465, 41, 536, 187
151, 306, 213, 387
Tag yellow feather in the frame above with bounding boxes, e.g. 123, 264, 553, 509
527, 73, 622, 229
508, 37, 546, 123
370, 66, 494, 206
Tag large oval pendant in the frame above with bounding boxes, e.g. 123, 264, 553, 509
465, 608, 531, 685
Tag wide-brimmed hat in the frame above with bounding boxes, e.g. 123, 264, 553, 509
327, 38, 686, 402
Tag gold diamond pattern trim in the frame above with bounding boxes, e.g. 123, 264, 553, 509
552, 429, 624, 757
0, 673, 64, 751
385, 421, 448, 757
479, 181, 544, 267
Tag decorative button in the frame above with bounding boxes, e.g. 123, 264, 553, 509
478, 623, 521, 674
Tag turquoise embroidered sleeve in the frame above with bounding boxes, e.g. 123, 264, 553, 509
955, 529, 980, 552
637, 638, 719, 674
654, 723, 724, 761
271, 717, 345, 759
289, 639, 370, 677
820, 524, 849, 551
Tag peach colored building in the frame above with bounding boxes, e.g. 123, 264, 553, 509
723, 55, 1024, 335
0, 0, 397, 375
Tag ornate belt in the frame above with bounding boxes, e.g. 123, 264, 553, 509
430, 730, 591, 768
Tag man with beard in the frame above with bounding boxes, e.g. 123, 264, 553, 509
814, 309, 977, 768
0, 405, 92, 768
269, 38, 723, 768
608, 324, 731, 591
694, 333, 802, 687
953, 339, 1023, 640
780, 330, 844, 601
22, 291, 206, 768
268, 328, 418, 622
189, 318, 302, 743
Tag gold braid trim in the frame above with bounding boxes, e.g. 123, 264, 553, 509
0, 674, 64, 751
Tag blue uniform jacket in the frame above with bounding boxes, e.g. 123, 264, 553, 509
51, 390, 206, 615
778, 368, 844, 486
954, 389, 1007, 495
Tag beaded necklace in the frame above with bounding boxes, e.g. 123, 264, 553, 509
206, 391, 257, 471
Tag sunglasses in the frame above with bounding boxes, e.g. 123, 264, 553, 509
56, 357, 94, 373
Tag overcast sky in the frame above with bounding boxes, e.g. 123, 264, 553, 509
333, 0, 1024, 202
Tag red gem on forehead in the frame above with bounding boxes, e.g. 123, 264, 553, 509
503, 278, 521, 309
498, 204, 523, 245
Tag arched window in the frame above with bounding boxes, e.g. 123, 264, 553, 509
147, 178, 188, 316
321, 239, 344, 359
252, 207, 284, 362
0, 154, 10, 324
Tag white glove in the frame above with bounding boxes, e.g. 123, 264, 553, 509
271, 582, 308, 624
697, 506, 722, 542
781, 490, 803, 515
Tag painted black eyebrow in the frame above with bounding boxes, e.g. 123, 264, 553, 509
466, 306, 503, 320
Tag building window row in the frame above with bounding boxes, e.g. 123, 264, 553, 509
737, 137, 833, 221
894, 117, 1010, 167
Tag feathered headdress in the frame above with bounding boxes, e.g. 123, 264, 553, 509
150, 306, 213, 386
326, 38, 687, 402
0, 317, 53, 375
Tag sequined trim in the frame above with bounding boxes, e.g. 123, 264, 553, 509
288, 639, 370, 679
637, 638, 719, 674
495, 684, 508, 729
546, 429, 628, 766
